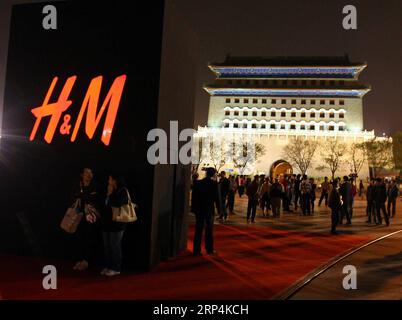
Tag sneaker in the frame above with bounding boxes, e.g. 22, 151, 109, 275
77, 260, 88, 271
105, 270, 121, 277
100, 268, 109, 275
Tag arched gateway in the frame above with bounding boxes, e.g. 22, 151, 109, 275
270, 160, 293, 178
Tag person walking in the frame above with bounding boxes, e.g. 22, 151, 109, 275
300, 175, 311, 216
328, 181, 342, 235
318, 177, 329, 206
366, 180, 377, 223
359, 180, 364, 198
246, 175, 259, 223
339, 176, 352, 225
374, 178, 390, 226
387, 179, 399, 218
270, 178, 283, 218
218, 171, 230, 222
238, 175, 245, 198
309, 177, 317, 214
259, 177, 271, 217
191, 168, 220, 256
226, 175, 237, 216
294, 174, 301, 211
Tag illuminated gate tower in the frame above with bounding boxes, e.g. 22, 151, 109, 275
199, 55, 375, 178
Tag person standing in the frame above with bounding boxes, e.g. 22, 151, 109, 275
72, 167, 101, 272
350, 178, 357, 219
218, 171, 230, 222
300, 175, 311, 216
191, 168, 220, 256
294, 174, 301, 211
226, 175, 237, 216
359, 180, 364, 198
309, 177, 317, 214
270, 178, 283, 218
328, 181, 342, 235
246, 175, 259, 223
374, 178, 390, 226
387, 180, 399, 218
101, 173, 130, 276
238, 175, 245, 198
259, 177, 271, 217
366, 180, 376, 224
318, 177, 329, 206
339, 176, 352, 225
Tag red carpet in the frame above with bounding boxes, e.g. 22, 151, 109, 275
0, 224, 369, 300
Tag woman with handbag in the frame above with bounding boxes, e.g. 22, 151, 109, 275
71, 168, 101, 271
101, 173, 135, 276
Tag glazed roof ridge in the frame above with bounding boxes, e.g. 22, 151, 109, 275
210, 55, 366, 67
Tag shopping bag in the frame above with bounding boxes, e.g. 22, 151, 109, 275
112, 189, 138, 223
60, 200, 84, 233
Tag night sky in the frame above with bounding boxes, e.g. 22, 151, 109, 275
1, 0, 401, 135
174, 0, 402, 135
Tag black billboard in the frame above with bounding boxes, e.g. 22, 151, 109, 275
0, 1, 167, 271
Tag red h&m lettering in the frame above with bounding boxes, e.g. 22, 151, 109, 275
29, 75, 127, 146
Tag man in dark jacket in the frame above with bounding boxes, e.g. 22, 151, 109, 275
218, 171, 230, 221
366, 180, 376, 223
191, 168, 220, 255
328, 181, 341, 235
387, 179, 399, 218
246, 175, 260, 223
339, 176, 352, 224
375, 178, 390, 226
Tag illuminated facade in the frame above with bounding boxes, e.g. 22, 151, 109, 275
199, 56, 375, 178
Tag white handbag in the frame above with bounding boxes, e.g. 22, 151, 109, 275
112, 188, 138, 223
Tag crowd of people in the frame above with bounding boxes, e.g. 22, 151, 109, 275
191, 169, 400, 255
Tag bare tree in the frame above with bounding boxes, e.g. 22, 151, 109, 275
201, 135, 229, 173
361, 137, 394, 178
316, 139, 347, 180
283, 137, 318, 176
191, 134, 205, 175
347, 142, 366, 177
230, 141, 266, 175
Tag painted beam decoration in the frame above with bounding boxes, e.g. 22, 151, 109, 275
209, 65, 366, 79
204, 87, 371, 98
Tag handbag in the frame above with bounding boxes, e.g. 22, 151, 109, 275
112, 188, 138, 223
61, 200, 84, 234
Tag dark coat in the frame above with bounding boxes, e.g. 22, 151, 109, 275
191, 177, 220, 216
246, 181, 259, 200
374, 183, 387, 204
339, 182, 351, 205
219, 177, 230, 198
328, 189, 341, 211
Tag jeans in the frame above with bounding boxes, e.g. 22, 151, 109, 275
103, 230, 125, 272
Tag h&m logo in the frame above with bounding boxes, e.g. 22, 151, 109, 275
29, 75, 127, 146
